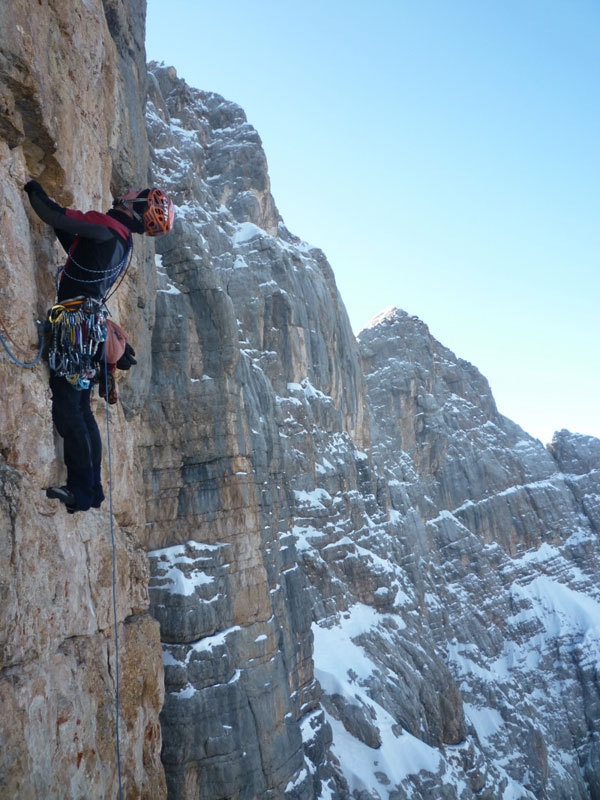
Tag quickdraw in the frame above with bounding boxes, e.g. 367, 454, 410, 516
47, 297, 107, 389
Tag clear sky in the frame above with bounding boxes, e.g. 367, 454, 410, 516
146, 0, 599, 444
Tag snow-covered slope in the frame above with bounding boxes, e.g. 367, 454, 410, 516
144, 65, 600, 799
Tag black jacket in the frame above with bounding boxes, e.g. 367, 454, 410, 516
25, 181, 133, 302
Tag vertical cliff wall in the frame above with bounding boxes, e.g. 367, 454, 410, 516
144, 64, 600, 800
0, 2, 165, 798
2, 8, 600, 799
142, 64, 367, 799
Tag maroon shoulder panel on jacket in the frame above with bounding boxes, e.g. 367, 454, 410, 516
65, 209, 131, 242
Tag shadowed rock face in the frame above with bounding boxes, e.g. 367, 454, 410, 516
2, 8, 600, 796
145, 65, 600, 800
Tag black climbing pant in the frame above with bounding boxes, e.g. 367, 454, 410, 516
49, 374, 105, 511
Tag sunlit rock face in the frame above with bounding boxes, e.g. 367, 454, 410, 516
357, 309, 600, 797
0, 2, 165, 799
549, 429, 600, 533
145, 63, 600, 800
2, 5, 599, 793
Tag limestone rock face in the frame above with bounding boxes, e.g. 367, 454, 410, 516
144, 65, 600, 800
355, 309, 600, 797
143, 64, 366, 799
3, 10, 600, 799
549, 430, 600, 533
0, 2, 165, 798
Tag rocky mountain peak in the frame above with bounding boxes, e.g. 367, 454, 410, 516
1, 5, 599, 800
143, 62, 600, 799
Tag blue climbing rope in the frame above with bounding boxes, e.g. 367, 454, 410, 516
0, 319, 45, 368
103, 355, 124, 800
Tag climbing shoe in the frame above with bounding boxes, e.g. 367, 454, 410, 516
91, 488, 105, 509
46, 485, 77, 512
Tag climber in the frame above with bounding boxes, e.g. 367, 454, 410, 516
24, 180, 174, 513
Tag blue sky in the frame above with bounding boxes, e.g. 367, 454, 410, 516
146, 0, 599, 444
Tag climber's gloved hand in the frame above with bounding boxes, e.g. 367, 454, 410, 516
24, 179, 43, 196
116, 343, 137, 370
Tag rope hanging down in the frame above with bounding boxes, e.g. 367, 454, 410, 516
103, 354, 124, 800
1, 320, 124, 797
0, 316, 45, 368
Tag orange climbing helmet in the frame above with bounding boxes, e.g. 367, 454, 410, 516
137, 188, 175, 237
117, 187, 175, 236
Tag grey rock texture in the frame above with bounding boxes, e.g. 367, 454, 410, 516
357, 309, 600, 797
145, 64, 600, 800
143, 64, 352, 799
549, 429, 600, 533
2, 9, 600, 797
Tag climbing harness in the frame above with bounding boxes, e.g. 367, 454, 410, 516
46, 238, 134, 389
1, 236, 132, 382
46, 297, 108, 389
